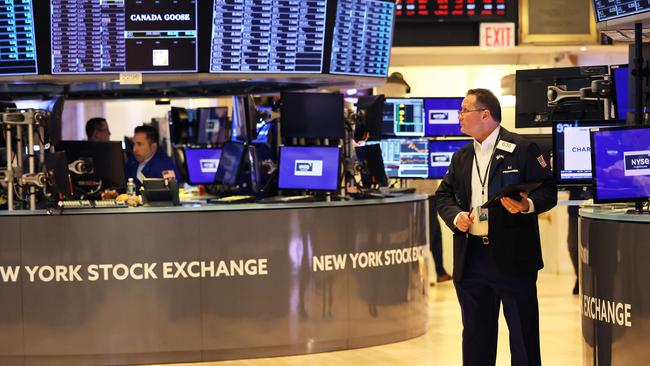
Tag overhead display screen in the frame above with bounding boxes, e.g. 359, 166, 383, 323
210, 0, 328, 73
0, 0, 37, 75
330, 0, 394, 77
593, 0, 650, 22
51, 0, 198, 74
396, 0, 508, 21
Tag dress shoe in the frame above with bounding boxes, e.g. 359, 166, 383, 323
437, 274, 452, 283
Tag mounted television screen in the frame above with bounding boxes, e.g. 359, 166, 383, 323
51, 0, 198, 74
280, 93, 344, 139
591, 125, 650, 203
593, 0, 650, 30
368, 138, 429, 178
423, 97, 464, 137
278, 146, 340, 191
515, 66, 608, 128
382, 98, 425, 137
356, 95, 385, 141
610, 64, 629, 122
0, 1, 37, 75
210, 0, 327, 73
428, 139, 471, 179
330, 0, 395, 77
553, 120, 625, 186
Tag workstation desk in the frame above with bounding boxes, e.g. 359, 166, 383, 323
579, 207, 650, 366
0, 194, 429, 366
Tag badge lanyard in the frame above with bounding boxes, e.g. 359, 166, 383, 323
473, 136, 501, 203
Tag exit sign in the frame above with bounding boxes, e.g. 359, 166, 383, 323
479, 22, 515, 48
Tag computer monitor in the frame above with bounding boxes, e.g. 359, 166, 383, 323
45, 151, 72, 199
552, 120, 625, 186
278, 146, 340, 191
330, 0, 395, 77
591, 125, 650, 203
427, 139, 471, 179
197, 107, 229, 145
169, 107, 192, 145
0, 1, 37, 76
184, 148, 222, 185
382, 98, 425, 137
523, 134, 553, 171
423, 97, 464, 137
58, 141, 126, 191
611, 64, 629, 122
515, 66, 608, 128
356, 95, 385, 141
355, 144, 388, 188
214, 141, 246, 186
280, 93, 344, 139
51, 0, 198, 73
369, 138, 429, 178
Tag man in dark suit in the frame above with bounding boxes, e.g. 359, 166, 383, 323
125, 125, 178, 192
436, 89, 557, 366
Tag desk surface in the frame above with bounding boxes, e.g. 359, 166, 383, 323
580, 206, 650, 223
0, 194, 428, 217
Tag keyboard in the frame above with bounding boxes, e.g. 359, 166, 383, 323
389, 187, 416, 195
59, 200, 128, 209
257, 195, 315, 204
207, 195, 256, 204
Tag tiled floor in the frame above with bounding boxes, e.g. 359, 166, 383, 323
156, 273, 581, 366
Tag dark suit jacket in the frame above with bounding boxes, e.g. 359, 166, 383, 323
125, 149, 179, 192
435, 127, 557, 281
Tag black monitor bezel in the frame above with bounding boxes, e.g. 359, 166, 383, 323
590, 124, 650, 204
58, 141, 126, 191
277, 145, 342, 192
184, 146, 223, 186
609, 64, 629, 123
552, 120, 625, 186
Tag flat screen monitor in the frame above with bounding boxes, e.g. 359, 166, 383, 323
515, 66, 608, 128
591, 125, 650, 203
58, 141, 126, 191
184, 148, 222, 185
356, 95, 385, 141
278, 146, 340, 191
280, 93, 344, 139
382, 98, 425, 137
355, 144, 388, 187
428, 139, 471, 179
210, 0, 327, 73
0, 1, 37, 75
197, 107, 229, 145
369, 138, 429, 178
214, 141, 246, 186
423, 97, 464, 137
330, 0, 395, 77
523, 134, 553, 171
553, 120, 625, 185
45, 151, 72, 199
396, 0, 511, 22
51, 0, 198, 74
611, 64, 629, 122
593, 0, 650, 30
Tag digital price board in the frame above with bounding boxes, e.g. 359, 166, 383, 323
0, 0, 37, 76
396, 0, 509, 21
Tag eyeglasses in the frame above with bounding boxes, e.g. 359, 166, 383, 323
458, 108, 486, 117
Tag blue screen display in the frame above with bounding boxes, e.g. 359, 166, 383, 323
0, 1, 37, 75
428, 139, 471, 179
423, 98, 464, 137
592, 127, 650, 202
185, 148, 222, 185
278, 146, 340, 191
613, 66, 629, 121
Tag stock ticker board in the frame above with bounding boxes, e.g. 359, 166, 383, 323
0, 0, 37, 76
395, 0, 508, 21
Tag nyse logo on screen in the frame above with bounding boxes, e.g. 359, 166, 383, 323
430, 152, 453, 167
294, 160, 323, 177
624, 150, 650, 176
199, 159, 220, 173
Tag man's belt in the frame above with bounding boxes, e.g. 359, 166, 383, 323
468, 234, 490, 245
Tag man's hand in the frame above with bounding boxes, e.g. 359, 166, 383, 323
455, 211, 474, 232
500, 192, 530, 214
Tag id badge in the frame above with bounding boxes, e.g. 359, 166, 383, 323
477, 206, 488, 222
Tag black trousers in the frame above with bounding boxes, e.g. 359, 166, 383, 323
455, 236, 541, 366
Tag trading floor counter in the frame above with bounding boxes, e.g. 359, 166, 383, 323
579, 207, 650, 366
0, 194, 429, 366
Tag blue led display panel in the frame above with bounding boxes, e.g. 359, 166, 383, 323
330, 0, 394, 77
51, 0, 198, 74
0, 0, 37, 75
210, 0, 328, 73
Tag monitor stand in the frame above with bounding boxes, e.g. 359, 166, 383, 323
626, 201, 650, 214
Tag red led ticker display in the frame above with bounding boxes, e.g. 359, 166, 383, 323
396, 0, 507, 19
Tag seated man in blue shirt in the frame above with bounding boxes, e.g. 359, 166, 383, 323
125, 125, 178, 192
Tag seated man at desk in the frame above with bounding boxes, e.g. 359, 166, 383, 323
85, 117, 111, 142
125, 125, 178, 192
